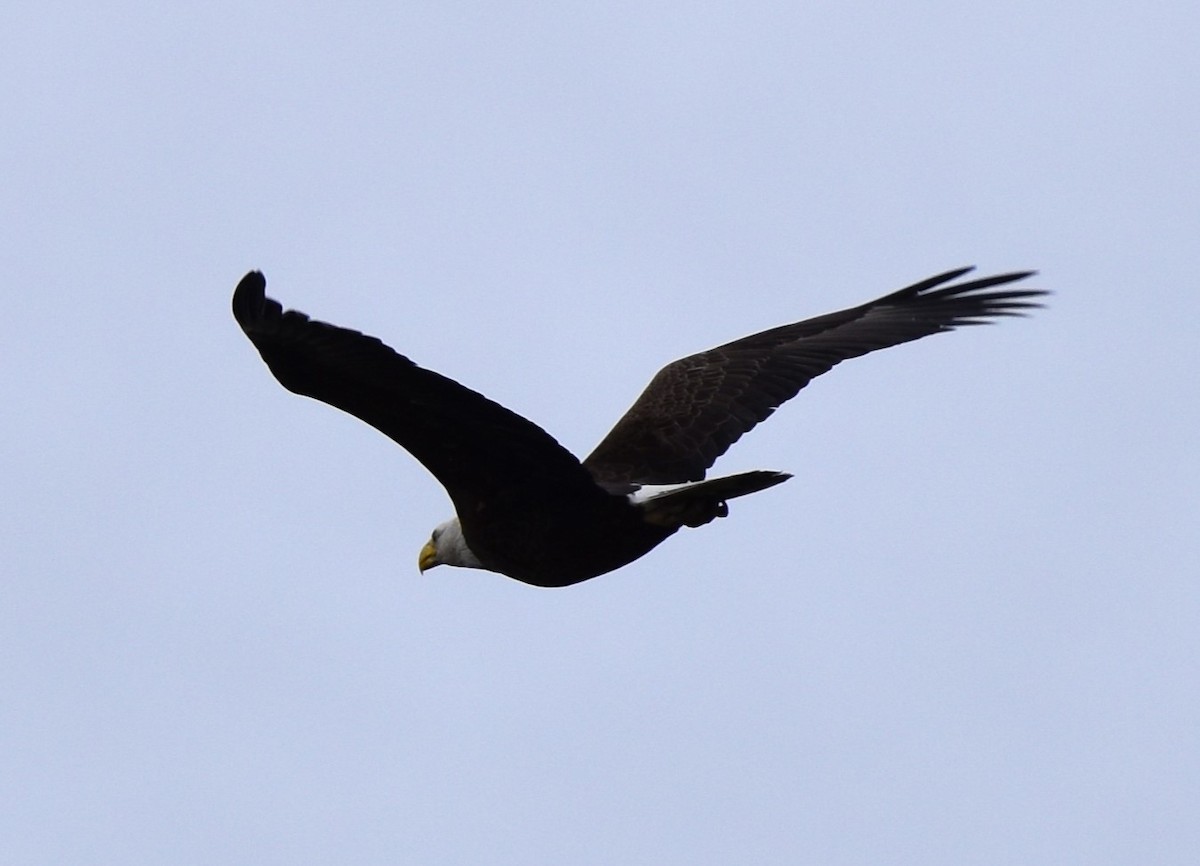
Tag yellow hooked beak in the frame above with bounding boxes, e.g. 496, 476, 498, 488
418, 539, 440, 573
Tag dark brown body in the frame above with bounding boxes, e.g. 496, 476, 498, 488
460, 493, 677, 586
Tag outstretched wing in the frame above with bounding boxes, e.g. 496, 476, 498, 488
233, 271, 601, 514
584, 267, 1045, 486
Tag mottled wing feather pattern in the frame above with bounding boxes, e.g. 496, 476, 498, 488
233, 272, 600, 513
583, 268, 1045, 485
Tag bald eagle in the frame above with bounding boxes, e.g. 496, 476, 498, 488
233, 267, 1043, 586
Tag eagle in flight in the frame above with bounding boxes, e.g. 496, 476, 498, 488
234, 267, 1043, 586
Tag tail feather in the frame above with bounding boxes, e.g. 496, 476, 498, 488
640, 470, 791, 528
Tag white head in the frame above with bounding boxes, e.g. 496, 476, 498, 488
418, 517, 484, 573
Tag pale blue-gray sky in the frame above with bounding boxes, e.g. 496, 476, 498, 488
4, 2, 1198, 863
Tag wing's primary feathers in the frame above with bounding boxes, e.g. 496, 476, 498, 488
583, 267, 1045, 486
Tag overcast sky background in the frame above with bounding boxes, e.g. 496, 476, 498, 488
4, 2, 1198, 863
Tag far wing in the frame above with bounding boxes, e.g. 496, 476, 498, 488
233, 271, 602, 514
583, 267, 1045, 486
